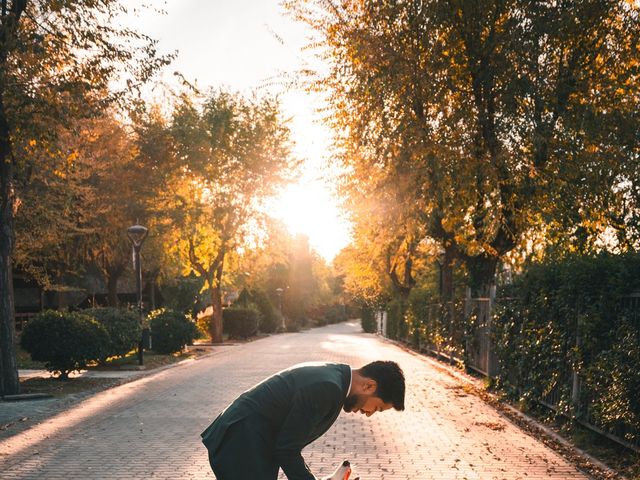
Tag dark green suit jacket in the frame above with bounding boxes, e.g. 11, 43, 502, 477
201, 362, 351, 479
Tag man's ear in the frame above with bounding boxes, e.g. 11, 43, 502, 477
363, 378, 377, 394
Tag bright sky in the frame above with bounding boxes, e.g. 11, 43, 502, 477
130, 0, 352, 262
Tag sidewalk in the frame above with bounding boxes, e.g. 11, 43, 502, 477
1, 370, 145, 439
1, 345, 234, 440
0, 322, 593, 479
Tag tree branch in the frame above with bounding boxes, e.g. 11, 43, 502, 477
187, 236, 207, 277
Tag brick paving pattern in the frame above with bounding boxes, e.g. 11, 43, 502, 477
0, 322, 589, 479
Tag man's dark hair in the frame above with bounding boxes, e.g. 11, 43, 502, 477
360, 361, 405, 411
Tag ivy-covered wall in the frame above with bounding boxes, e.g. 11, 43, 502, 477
493, 253, 640, 445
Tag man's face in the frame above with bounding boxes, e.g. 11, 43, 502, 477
343, 394, 393, 416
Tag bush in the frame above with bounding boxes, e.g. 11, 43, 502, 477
253, 289, 280, 333
386, 298, 406, 340
223, 307, 259, 339
492, 252, 640, 439
84, 307, 141, 359
324, 304, 347, 324
306, 304, 346, 327
305, 305, 327, 326
20, 310, 109, 379
584, 324, 640, 442
361, 307, 377, 333
284, 318, 301, 332
234, 288, 279, 333
148, 308, 197, 354
405, 288, 432, 349
195, 313, 212, 339
159, 275, 205, 316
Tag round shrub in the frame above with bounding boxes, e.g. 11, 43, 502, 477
20, 310, 109, 379
223, 307, 259, 339
84, 307, 141, 359
148, 308, 197, 354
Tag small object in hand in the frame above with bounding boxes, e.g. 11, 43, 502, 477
322, 460, 360, 480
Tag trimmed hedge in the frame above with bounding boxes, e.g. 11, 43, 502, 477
493, 253, 640, 442
385, 298, 405, 340
235, 288, 279, 333
405, 288, 431, 348
307, 304, 348, 327
148, 308, 197, 354
84, 307, 141, 359
360, 307, 377, 333
324, 304, 347, 324
223, 307, 259, 339
21, 310, 109, 379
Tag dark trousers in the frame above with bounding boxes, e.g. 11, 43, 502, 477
206, 417, 279, 480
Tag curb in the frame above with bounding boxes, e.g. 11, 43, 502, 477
381, 336, 627, 480
2, 393, 54, 402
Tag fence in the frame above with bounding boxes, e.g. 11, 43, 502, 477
534, 295, 640, 451
413, 298, 498, 376
420, 301, 465, 364
384, 295, 640, 452
464, 298, 498, 377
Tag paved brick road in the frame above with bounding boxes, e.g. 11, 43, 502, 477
0, 322, 589, 479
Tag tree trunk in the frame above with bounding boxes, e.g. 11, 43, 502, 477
440, 245, 457, 303
209, 249, 226, 343
106, 272, 120, 307
1, 0, 35, 395
0, 102, 19, 396
149, 275, 156, 310
388, 251, 415, 301
209, 285, 223, 343
466, 253, 499, 298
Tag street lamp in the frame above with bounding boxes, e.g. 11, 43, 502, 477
127, 223, 148, 366
275, 287, 284, 331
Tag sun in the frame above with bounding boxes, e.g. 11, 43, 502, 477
270, 179, 351, 263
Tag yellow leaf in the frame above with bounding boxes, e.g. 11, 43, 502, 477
67, 151, 78, 163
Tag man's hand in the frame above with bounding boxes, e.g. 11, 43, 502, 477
321, 460, 359, 480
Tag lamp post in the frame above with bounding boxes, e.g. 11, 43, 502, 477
275, 287, 284, 331
127, 224, 148, 366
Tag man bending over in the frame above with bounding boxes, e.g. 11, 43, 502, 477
201, 360, 405, 479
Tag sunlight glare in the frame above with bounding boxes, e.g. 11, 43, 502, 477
270, 179, 351, 263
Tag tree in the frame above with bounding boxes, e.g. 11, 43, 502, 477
166, 91, 296, 342
64, 115, 140, 306
288, 0, 640, 297
0, 0, 170, 395
14, 107, 173, 312
236, 219, 338, 328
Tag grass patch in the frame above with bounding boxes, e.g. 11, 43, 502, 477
19, 376, 121, 397
18, 344, 214, 374
16, 346, 46, 369
94, 349, 201, 370
16, 346, 214, 399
